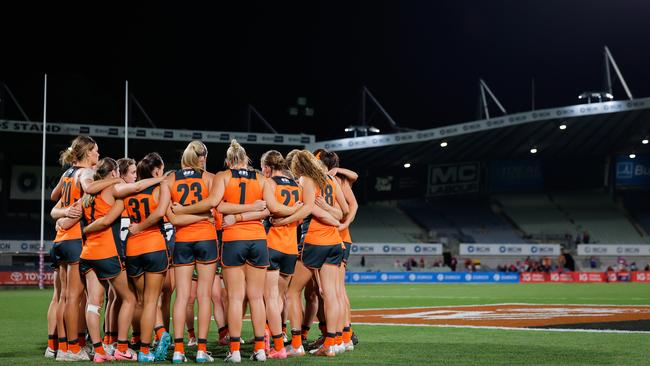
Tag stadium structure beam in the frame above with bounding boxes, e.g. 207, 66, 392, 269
479, 79, 507, 119
306, 97, 650, 152
2, 82, 31, 121
247, 104, 278, 134
604, 46, 634, 100
130, 93, 157, 129
361, 86, 399, 130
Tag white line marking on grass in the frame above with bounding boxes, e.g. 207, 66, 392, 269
351, 322, 650, 334
360, 296, 481, 299
353, 303, 650, 311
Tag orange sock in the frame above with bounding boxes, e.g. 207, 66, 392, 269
68, 339, 81, 353
94, 342, 106, 355
108, 333, 118, 344
174, 338, 185, 353
188, 328, 196, 339
272, 334, 284, 351
323, 333, 335, 348
198, 339, 207, 352
291, 330, 302, 349
342, 327, 352, 343
47, 336, 56, 350
253, 336, 264, 352
58, 338, 68, 352
103, 335, 110, 345
140, 343, 150, 354
117, 340, 128, 353
130, 332, 140, 345
301, 325, 310, 340
335, 332, 342, 345
155, 326, 166, 341
229, 337, 241, 352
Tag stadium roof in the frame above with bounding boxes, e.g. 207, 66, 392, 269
307, 98, 650, 170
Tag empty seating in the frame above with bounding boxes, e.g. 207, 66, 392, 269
553, 191, 644, 244
495, 194, 574, 238
350, 202, 425, 243
399, 199, 523, 243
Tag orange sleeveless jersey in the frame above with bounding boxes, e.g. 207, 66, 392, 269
124, 184, 166, 257
267, 176, 301, 254
81, 192, 120, 260
169, 169, 216, 242
221, 169, 266, 242
303, 176, 342, 245
54, 167, 84, 242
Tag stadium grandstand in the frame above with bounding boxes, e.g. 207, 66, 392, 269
4, 94, 650, 277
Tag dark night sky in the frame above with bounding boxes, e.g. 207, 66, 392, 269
2, 1, 650, 140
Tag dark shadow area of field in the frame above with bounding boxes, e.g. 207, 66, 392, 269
533, 319, 650, 332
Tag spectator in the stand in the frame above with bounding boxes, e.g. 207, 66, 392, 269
394, 259, 401, 269
557, 253, 566, 272
509, 264, 518, 272
645, 264, 650, 271
464, 259, 473, 272
564, 232, 573, 247
561, 250, 575, 272
410, 257, 417, 268
419, 257, 425, 268
630, 262, 638, 271
404, 259, 412, 271
515, 260, 524, 272
541, 257, 552, 273
360, 255, 366, 267
524, 257, 532, 272
575, 232, 582, 245
583, 230, 590, 244
450, 257, 458, 272
590, 256, 598, 269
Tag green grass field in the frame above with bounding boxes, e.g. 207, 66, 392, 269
3, 283, 650, 365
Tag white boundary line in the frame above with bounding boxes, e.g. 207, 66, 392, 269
351, 322, 650, 334
353, 303, 650, 311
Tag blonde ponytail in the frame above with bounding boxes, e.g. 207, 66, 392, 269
181, 140, 208, 171
225, 139, 250, 168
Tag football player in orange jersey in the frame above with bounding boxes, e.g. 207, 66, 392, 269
50, 136, 100, 361
260, 150, 304, 359
317, 150, 358, 351
165, 140, 219, 363
105, 157, 136, 353
271, 150, 348, 357
123, 153, 172, 362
